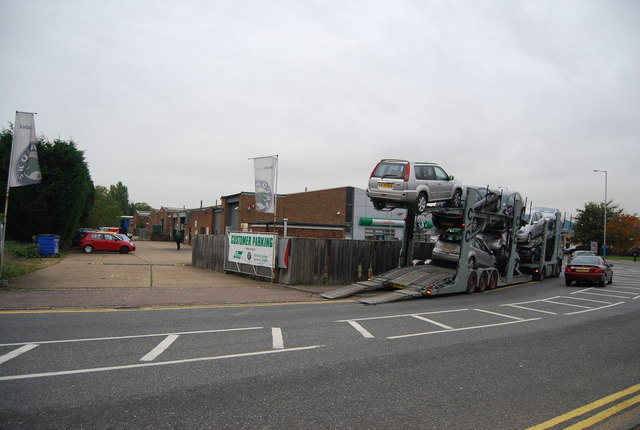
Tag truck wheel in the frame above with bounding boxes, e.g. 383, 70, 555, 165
477, 271, 488, 293
450, 189, 462, 208
414, 193, 428, 214
466, 271, 477, 294
488, 270, 498, 290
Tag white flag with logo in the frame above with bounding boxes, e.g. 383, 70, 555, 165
9, 112, 41, 187
253, 156, 277, 213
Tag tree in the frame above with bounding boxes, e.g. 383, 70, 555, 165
608, 213, 640, 254
85, 186, 121, 228
572, 201, 622, 253
109, 181, 130, 215
0, 127, 94, 243
130, 202, 153, 213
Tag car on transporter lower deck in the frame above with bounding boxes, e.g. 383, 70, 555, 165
366, 159, 464, 214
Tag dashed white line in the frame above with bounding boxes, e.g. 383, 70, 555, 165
140, 335, 179, 362
387, 318, 541, 339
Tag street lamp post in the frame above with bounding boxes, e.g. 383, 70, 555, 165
593, 169, 607, 257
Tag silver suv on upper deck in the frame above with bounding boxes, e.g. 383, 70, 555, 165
366, 159, 463, 214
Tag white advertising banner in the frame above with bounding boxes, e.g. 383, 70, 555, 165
228, 232, 277, 268
253, 155, 277, 213
9, 112, 41, 187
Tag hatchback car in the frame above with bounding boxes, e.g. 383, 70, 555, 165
366, 159, 463, 214
79, 232, 136, 254
531, 206, 562, 229
517, 211, 546, 243
432, 228, 496, 269
564, 255, 613, 287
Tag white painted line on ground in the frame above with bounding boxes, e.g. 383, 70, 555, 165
503, 305, 557, 315
0, 345, 325, 382
346, 320, 375, 338
387, 318, 541, 339
565, 302, 624, 315
0, 327, 263, 348
271, 327, 284, 349
564, 296, 615, 304
544, 300, 593, 310
0, 344, 38, 365
411, 315, 454, 330
578, 291, 633, 299
140, 335, 179, 362
335, 308, 468, 323
473, 309, 526, 321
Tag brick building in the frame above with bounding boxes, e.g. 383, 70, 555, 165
135, 187, 407, 241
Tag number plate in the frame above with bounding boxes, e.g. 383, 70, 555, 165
379, 183, 393, 189
576, 269, 589, 272
442, 244, 457, 252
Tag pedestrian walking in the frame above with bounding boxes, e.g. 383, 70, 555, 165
175, 230, 182, 250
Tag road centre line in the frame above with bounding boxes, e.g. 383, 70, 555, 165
0, 327, 263, 348
140, 335, 179, 362
387, 318, 541, 340
525, 383, 640, 430
0, 345, 325, 382
271, 327, 284, 349
0, 344, 38, 365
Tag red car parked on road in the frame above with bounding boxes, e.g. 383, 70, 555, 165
79, 232, 136, 254
564, 255, 613, 287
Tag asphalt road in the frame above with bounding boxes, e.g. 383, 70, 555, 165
1, 262, 639, 429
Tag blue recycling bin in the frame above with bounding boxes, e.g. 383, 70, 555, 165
37, 234, 60, 257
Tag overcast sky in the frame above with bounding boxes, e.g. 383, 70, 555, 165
1, 0, 638, 219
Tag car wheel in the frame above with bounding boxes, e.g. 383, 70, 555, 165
565, 279, 572, 286
607, 274, 613, 284
414, 193, 428, 214
450, 189, 462, 208
119, 246, 130, 254
83, 245, 93, 254
466, 271, 477, 294
372, 200, 386, 210
476, 271, 488, 293
598, 276, 606, 288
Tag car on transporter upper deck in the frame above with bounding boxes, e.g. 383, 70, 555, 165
366, 159, 464, 214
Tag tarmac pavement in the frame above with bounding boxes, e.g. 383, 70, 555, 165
0, 241, 337, 311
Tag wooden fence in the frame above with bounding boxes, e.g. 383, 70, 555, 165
192, 234, 434, 285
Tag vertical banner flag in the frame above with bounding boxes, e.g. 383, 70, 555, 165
9, 112, 41, 187
253, 155, 277, 213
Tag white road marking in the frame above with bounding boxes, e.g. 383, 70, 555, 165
271, 327, 284, 349
140, 335, 179, 362
411, 315, 454, 330
346, 320, 374, 338
565, 302, 624, 315
0, 327, 263, 347
473, 309, 526, 321
0, 344, 38, 365
335, 308, 468, 323
387, 318, 541, 339
0, 345, 325, 382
